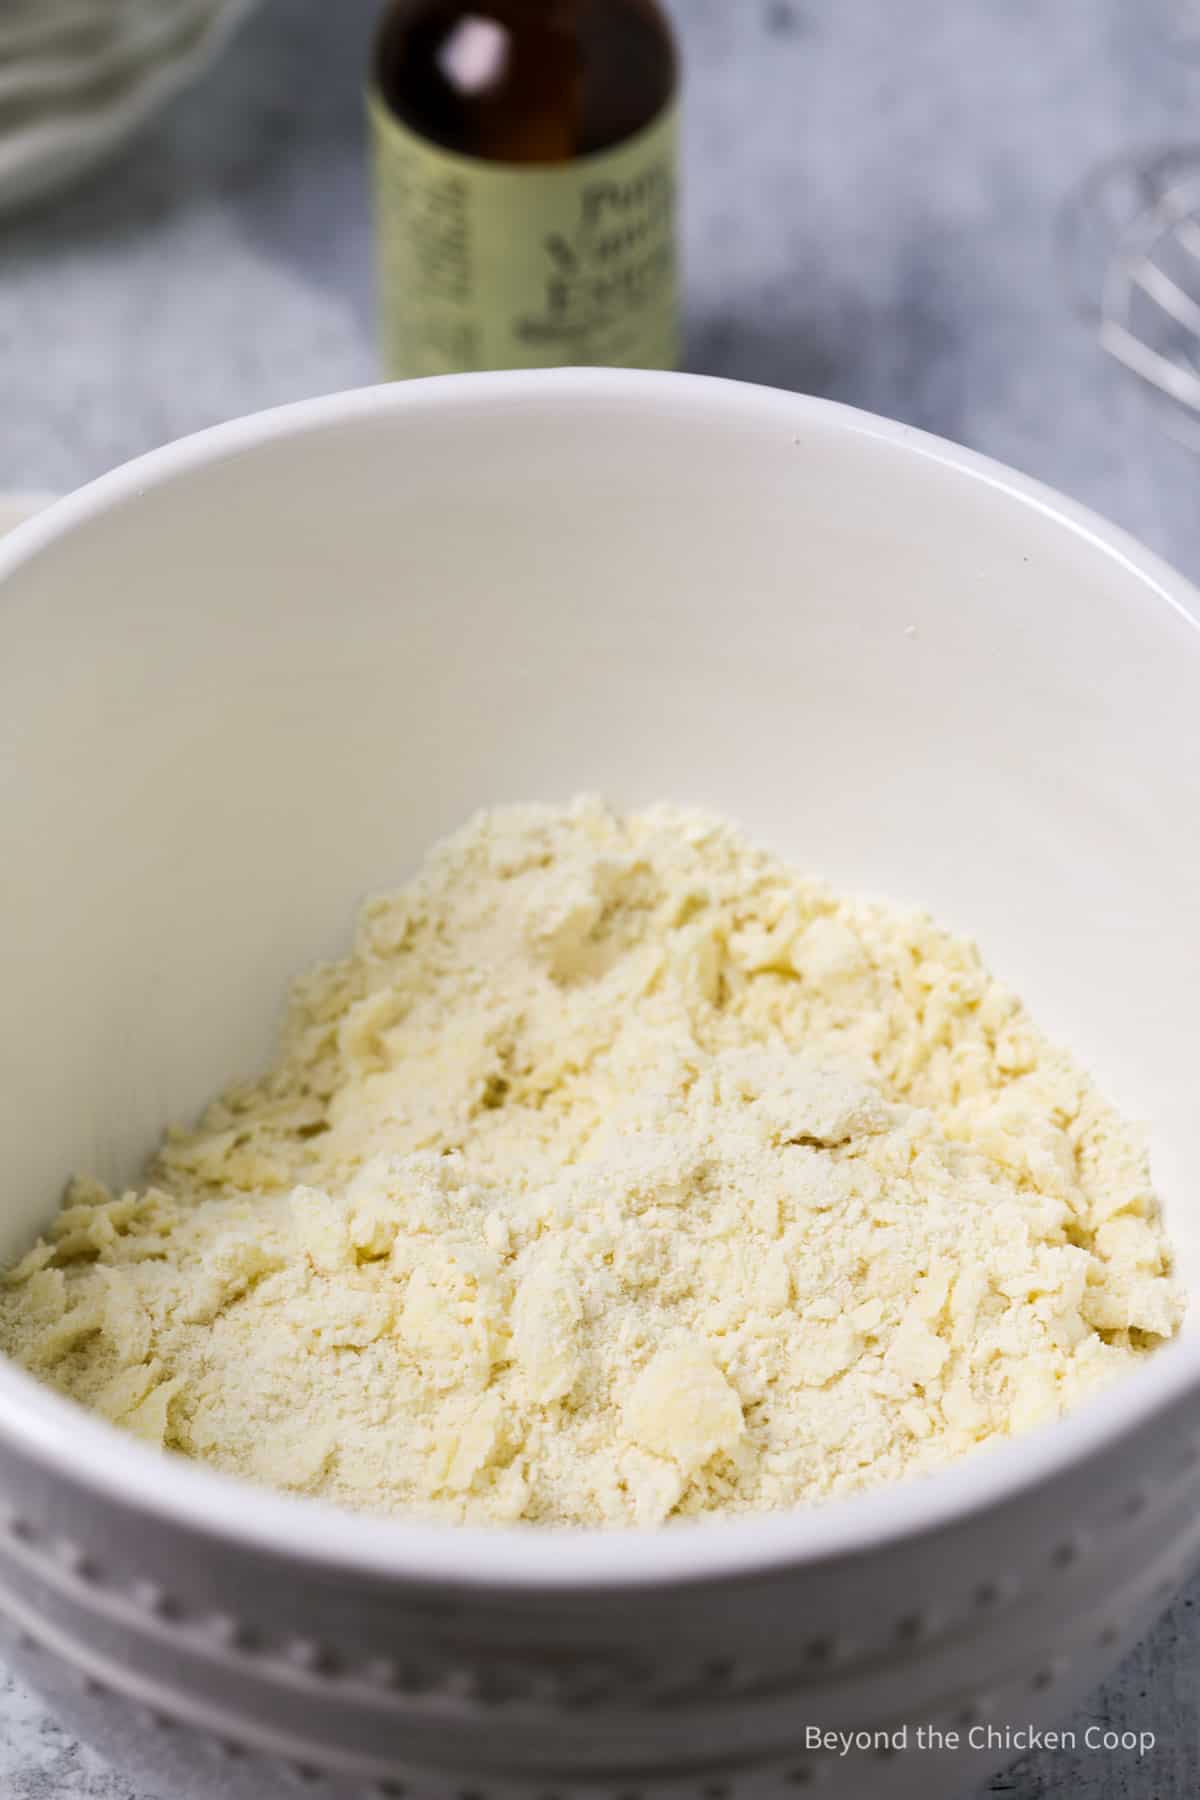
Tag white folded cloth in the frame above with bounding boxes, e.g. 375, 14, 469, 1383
0, 0, 255, 213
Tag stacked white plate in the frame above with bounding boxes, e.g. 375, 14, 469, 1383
0, 0, 257, 215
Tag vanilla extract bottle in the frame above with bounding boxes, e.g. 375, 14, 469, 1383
370, 0, 680, 376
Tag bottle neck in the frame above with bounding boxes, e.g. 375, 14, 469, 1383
375, 0, 676, 163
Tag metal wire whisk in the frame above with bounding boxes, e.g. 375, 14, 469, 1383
1059, 146, 1200, 443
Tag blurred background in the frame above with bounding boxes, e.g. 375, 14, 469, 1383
2, 3, 1200, 1796
2, 1, 1200, 574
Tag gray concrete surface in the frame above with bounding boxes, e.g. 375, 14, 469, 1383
1, 1, 1199, 1795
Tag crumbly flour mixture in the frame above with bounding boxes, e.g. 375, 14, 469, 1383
0, 800, 1184, 1525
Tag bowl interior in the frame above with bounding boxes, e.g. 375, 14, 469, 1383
2, 372, 1199, 1321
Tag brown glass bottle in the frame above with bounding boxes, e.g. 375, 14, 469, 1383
375, 1, 676, 164
370, 0, 680, 378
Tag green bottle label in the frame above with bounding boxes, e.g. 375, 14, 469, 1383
370, 94, 679, 377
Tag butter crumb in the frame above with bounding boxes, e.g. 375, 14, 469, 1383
0, 800, 1182, 1526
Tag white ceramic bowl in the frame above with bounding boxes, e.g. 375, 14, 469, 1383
0, 371, 1199, 1800
0, 493, 54, 537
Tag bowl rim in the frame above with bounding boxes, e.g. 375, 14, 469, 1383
1, 366, 1198, 1592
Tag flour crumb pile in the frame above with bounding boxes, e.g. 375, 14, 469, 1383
0, 800, 1184, 1525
